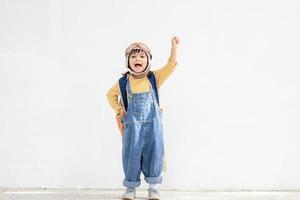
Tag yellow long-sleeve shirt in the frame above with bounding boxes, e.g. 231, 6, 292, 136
107, 60, 177, 114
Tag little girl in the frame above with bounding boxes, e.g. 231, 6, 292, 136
107, 36, 179, 200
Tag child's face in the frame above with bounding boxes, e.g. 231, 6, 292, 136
129, 50, 148, 73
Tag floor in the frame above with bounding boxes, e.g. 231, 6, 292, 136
1, 188, 300, 200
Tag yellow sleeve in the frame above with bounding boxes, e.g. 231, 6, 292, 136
106, 81, 122, 114
153, 60, 177, 88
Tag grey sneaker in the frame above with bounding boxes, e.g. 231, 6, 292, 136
148, 188, 160, 200
122, 188, 136, 200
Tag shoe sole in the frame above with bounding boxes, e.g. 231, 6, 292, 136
122, 195, 136, 200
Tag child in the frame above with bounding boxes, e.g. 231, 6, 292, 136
107, 36, 179, 200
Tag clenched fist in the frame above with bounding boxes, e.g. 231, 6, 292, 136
171, 36, 180, 48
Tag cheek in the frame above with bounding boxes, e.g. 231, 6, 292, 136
129, 60, 135, 66
142, 58, 148, 64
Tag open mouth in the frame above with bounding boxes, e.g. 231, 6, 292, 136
134, 64, 142, 68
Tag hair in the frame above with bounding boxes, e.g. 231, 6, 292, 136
121, 71, 130, 76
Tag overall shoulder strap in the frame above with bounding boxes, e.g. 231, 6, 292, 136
147, 71, 160, 106
118, 74, 128, 111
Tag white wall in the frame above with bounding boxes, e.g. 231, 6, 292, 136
1, 0, 300, 190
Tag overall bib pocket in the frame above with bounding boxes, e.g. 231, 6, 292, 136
133, 101, 151, 115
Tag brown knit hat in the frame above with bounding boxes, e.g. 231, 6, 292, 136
125, 42, 152, 59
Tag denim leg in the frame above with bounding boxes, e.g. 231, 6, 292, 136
122, 123, 143, 187
141, 121, 164, 184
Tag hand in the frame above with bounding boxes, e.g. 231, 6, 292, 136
116, 116, 124, 135
116, 107, 126, 135
171, 36, 180, 48
119, 107, 126, 118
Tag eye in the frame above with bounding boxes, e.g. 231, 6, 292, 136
141, 55, 145, 58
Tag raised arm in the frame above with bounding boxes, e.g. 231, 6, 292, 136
169, 36, 180, 64
154, 36, 180, 87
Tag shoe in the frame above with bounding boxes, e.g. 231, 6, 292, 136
148, 188, 160, 200
122, 188, 136, 200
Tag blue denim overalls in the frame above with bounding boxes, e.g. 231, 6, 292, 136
122, 78, 164, 188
